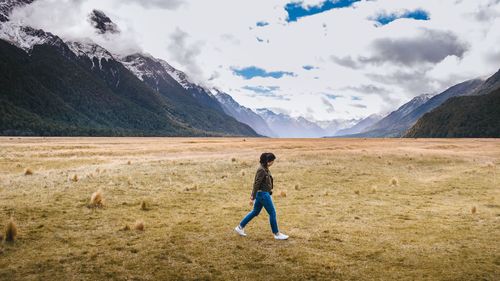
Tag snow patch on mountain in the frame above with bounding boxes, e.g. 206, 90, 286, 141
66, 40, 115, 69
159, 60, 195, 89
0, 22, 63, 52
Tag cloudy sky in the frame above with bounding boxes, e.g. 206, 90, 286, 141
11, 0, 500, 121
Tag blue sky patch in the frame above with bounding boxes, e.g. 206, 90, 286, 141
373, 9, 430, 26
232, 66, 295, 79
325, 93, 342, 100
302, 65, 315, 70
256, 21, 269, 27
285, 0, 361, 22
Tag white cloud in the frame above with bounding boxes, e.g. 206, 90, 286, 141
8, 0, 500, 121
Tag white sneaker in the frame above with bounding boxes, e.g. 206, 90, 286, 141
234, 225, 247, 236
274, 232, 289, 240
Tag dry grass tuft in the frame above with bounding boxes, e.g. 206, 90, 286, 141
24, 168, 33, 175
370, 185, 378, 193
140, 200, 148, 211
390, 177, 399, 186
127, 161, 131, 165
471, 206, 477, 214
71, 174, 78, 182
231, 157, 236, 162
354, 190, 360, 195
120, 225, 130, 231
184, 185, 198, 192
4, 218, 18, 242
90, 189, 104, 208
134, 220, 145, 231
294, 184, 300, 190
240, 170, 245, 176
387, 161, 392, 165
279, 190, 287, 197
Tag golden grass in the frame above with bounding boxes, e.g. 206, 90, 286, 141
0, 137, 498, 280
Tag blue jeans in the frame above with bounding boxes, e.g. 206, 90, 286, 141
239, 191, 279, 234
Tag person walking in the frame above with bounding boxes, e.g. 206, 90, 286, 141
234, 152, 289, 240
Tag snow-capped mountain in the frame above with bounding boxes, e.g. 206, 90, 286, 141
343, 78, 483, 137
332, 114, 384, 137
213, 89, 276, 137
354, 93, 434, 137
255, 108, 328, 138
315, 118, 361, 136
67, 40, 116, 69
0, 3, 260, 137
406, 68, 500, 137
0, 22, 65, 52
120, 53, 225, 113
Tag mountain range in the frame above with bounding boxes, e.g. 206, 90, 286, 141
405, 70, 500, 137
0, 4, 260, 136
329, 73, 500, 138
0, 1, 498, 138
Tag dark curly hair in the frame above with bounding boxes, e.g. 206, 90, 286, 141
259, 152, 276, 168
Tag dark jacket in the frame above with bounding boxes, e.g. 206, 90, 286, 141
250, 163, 273, 200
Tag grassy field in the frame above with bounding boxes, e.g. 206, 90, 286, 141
0, 137, 499, 281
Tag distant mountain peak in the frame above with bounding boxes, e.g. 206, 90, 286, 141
119, 52, 195, 88
88, 9, 120, 35
66, 40, 115, 68
0, 22, 64, 52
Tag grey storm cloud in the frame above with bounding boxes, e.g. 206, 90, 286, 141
120, 0, 185, 9
338, 84, 399, 107
341, 84, 388, 95
469, 0, 500, 22
366, 69, 434, 95
167, 27, 205, 82
330, 55, 361, 69
350, 103, 367, 108
359, 28, 469, 66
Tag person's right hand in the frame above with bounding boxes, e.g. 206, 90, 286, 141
249, 198, 254, 207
